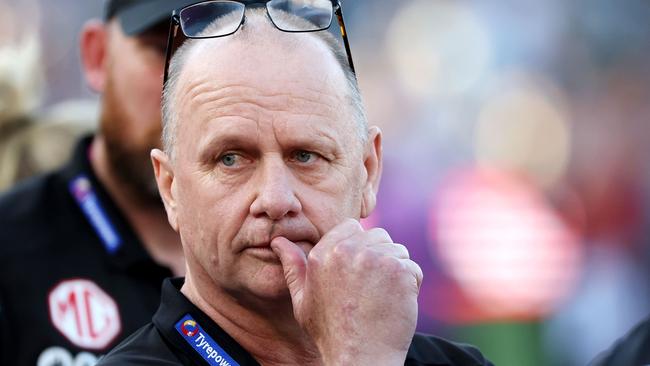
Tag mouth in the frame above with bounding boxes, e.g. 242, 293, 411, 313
242, 243, 278, 263
242, 240, 315, 262
237, 222, 320, 260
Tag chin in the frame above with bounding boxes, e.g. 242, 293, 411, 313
254, 284, 292, 301
247, 267, 292, 300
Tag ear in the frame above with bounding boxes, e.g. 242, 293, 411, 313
151, 149, 179, 231
360, 126, 383, 219
80, 19, 109, 93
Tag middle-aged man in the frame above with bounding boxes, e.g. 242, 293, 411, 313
0, 1, 200, 365
98, 3, 493, 365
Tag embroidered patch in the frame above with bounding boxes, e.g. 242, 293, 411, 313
175, 314, 240, 366
48, 279, 121, 350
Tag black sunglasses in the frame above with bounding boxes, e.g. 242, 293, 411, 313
162, 0, 355, 85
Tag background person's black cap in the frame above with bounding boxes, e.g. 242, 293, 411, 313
103, 0, 202, 35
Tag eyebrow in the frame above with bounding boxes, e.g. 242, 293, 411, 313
195, 125, 343, 163
196, 133, 259, 161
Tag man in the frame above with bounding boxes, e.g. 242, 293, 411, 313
98, 7, 492, 365
0, 1, 199, 365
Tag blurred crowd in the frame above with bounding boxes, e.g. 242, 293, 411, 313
0, 1, 97, 190
1, 0, 649, 365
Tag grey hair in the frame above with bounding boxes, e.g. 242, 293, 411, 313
161, 9, 367, 159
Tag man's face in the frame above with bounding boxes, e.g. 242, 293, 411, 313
100, 21, 168, 202
159, 33, 380, 303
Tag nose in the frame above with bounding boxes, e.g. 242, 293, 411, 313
249, 157, 302, 220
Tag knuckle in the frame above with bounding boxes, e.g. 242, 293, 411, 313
342, 218, 363, 233
394, 243, 410, 258
403, 260, 424, 290
354, 248, 379, 269
370, 227, 392, 242
324, 219, 363, 243
380, 255, 404, 274
306, 250, 323, 268
331, 238, 355, 260
414, 262, 424, 283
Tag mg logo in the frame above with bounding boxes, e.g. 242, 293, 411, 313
48, 279, 121, 350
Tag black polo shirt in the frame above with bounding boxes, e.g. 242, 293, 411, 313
590, 313, 650, 365
0, 136, 172, 365
97, 278, 493, 366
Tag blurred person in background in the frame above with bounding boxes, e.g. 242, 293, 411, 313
0, 102, 96, 191
0, 0, 199, 365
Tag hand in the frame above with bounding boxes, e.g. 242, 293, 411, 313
271, 219, 423, 365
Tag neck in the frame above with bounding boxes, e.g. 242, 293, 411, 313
181, 274, 322, 366
90, 136, 185, 276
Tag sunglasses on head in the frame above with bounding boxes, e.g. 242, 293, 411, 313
162, 0, 355, 85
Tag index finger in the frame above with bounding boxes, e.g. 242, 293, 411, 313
320, 218, 364, 244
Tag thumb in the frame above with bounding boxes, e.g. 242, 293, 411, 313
271, 236, 307, 306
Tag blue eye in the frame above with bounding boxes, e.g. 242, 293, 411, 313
221, 154, 237, 166
295, 151, 313, 163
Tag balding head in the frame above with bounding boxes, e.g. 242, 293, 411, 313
151, 8, 383, 305
161, 9, 366, 159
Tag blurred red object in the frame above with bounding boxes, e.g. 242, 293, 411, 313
428, 167, 584, 322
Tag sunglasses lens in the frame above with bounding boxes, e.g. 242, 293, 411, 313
267, 0, 333, 32
180, 1, 246, 38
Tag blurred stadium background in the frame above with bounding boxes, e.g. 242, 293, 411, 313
1, 0, 650, 365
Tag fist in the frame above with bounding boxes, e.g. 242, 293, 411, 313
271, 219, 423, 365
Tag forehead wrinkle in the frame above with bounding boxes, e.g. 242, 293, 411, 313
173, 28, 358, 148
285, 127, 341, 151
180, 78, 345, 125
191, 78, 341, 107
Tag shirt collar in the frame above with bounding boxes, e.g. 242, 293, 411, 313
153, 278, 261, 366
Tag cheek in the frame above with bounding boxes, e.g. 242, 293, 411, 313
174, 168, 250, 259
300, 167, 365, 229
176, 174, 217, 236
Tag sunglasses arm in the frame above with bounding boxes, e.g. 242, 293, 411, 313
334, 2, 356, 75
163, 14, 182, 84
